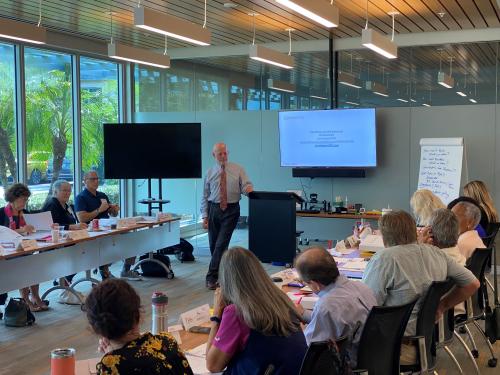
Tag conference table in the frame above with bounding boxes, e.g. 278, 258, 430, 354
296, 211, 381, 222
0, 217, 180, 298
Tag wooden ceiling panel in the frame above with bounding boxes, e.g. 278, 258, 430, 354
475, 0, 500, 27
0, 0, 498, 93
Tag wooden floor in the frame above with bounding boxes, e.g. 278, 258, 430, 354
0, 229, 499, 375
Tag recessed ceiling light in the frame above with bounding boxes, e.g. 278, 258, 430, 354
224, 2, 238, 8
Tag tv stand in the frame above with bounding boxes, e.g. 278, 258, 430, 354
138, 179, 170, 216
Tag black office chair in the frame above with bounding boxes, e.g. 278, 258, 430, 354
486, 222, 500, 239
455, 248, 498, 368
400, 280, 454, 374
299, 336, 351, 375
355, 299, 417, 375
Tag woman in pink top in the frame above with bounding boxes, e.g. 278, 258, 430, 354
205, 247, 306, 375
452, 201, 485, 260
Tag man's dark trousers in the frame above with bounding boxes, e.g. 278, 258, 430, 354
206, 202, 240, 283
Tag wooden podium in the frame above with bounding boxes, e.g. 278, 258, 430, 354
248, 191, 304, 264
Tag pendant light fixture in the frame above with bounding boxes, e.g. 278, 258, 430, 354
0, 0, 46, 44
437, 52, 454, 88
456, 72, 467, 97
366, 64, 389, 97
339, 53, 362, 89
268, 78, 296, 93
275, 0, 339, 28
362, 3, 398, 59
134, 0, 211, 46
469, 81, 478, 103
248, 14, 294, 69
107, 7, 170, 69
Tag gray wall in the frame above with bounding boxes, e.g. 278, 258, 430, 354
134, 104, 500, 240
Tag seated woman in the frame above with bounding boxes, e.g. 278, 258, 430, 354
0, 183, 47, 312
448, 196, 488, 237
85, 279, 193, 375
410, 189, 445, 226
428, 208, 465, 266
42, 180, 87, 231
42, 179, 88, 304
463, 180, 499, 232
451, 201, 485, 260
206, 247, 307, 374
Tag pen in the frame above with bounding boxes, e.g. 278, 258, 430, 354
296, 297, 303, 306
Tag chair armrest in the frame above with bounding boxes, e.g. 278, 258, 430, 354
404, 335, 428, 372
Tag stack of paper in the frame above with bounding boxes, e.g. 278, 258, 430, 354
185, 343, 223, 375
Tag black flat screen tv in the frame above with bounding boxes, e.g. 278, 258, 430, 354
103, 123, 201, 179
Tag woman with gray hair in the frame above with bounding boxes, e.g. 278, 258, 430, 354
451, 201, 485, 260
42, 180, 87, 304
42, 180, 88, 231
205, 247, 307, 374
429, 208, 465, 266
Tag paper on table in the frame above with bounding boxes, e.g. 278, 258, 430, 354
338, 259, 368, 271
185, 343, 223, 375
0, 225, 22, 241
24, 211, 53, 231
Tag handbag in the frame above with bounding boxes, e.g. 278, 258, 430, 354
4, 298, 35, 327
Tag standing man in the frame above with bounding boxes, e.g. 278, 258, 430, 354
75, 170, 141, 281
201, 143, 253, 290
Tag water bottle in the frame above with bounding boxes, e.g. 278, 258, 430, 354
151, 292, 168, 335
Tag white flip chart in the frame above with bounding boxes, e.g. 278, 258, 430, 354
417, 138, 464, 204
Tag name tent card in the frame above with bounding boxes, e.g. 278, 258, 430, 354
20, 239, 38, 250
67, 230, 90, 240
180, 304, 210, 331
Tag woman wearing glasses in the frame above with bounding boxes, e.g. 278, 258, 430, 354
0, 183, 47, 312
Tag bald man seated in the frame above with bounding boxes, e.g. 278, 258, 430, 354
295, 247, 376, 367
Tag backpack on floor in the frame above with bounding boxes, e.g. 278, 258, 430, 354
139, 253, 174, 279
159, 238, 195, 262
4, 298, 35, 327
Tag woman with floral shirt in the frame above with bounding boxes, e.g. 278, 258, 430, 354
84, 279, 193, 375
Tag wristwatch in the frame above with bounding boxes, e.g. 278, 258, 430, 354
210, 316, 221, 324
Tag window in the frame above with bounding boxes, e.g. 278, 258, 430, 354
288, 95, 298, 109
25, 48, 73, 210
247, 88, 262, 110
135, 67, 161, 112
165, 73, 192, 112
80, 57, 120, 203
300, 97, 310, 109
0, 43, 16, 205
268, 91, 282, 110
197, 79, 220, 111
229, 85, 244, 110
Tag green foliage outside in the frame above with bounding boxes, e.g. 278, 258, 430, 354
0, 51, 119, 210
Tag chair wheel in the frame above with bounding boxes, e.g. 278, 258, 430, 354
458, 326, 467, 334
472, 349, 479, 358
488, 358, 497, 367
167, 272, 174, 279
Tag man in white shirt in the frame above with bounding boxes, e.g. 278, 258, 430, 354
200, 143, 253, 289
